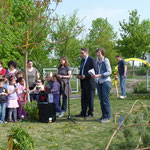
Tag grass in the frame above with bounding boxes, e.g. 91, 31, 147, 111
0, 94, 150, 150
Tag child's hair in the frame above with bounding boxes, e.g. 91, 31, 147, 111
0, 78, 4, 83
36, 78, 44, 84
9, 76, 16, 82
53, 74, 60, 83
45, 72, 53, 78
0, 73, 3, 79
17, 77, 24, 83
3, 74, 9, 80
16, 71, 24, 78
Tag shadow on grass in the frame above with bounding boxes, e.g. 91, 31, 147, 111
55, 117, 102, 123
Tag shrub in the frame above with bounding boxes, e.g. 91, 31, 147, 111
22, 101, 38, 121
135, 67, 147, 76
8, 126, 34, 150
133, 82, 148, 93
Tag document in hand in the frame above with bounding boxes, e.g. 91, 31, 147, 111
88, 68, 95, 75
88, 68, 98, 83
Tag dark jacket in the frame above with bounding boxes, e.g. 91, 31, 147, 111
79, 56, 97, 90
0, 87, 7, 103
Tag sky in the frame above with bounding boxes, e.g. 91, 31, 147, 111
54, 0, 150, 37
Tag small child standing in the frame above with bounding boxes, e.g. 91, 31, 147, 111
7, 76, 19, 122
51, 74, 64, 118
0, 79, 8, 124
45, 72, 53, 93
3, 75, 9, 89
17, 77, 27, 121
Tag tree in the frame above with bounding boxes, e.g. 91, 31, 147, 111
116, 9, 150, 58
0, 0, 62, 101
49, 10, 85, 66
116, 9, 150, 75
85, 18, 117, 66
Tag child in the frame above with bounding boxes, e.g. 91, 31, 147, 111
51, 74, 64, 118
3, 75, 9, 89
7, 76, 19, 122
45, 72, 53, 93
30, 78, 45, 103
17, 77, 27, 121
16, 71, 25, 83
0, 79, 8, 124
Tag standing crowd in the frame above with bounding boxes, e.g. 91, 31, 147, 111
0, 47, 127, 124
0, 57, 72, 123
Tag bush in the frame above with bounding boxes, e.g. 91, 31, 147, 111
133, 82, 148, 93
8, 126, 34, 150
135, 67, 147, 76
22, 101, 38, 121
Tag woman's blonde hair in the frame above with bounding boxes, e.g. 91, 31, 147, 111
45, 72, 53, 78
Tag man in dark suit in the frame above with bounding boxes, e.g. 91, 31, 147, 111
76, 48, 97, 118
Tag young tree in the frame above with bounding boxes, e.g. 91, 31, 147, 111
49, 11, 85, 66
85, 18, 117, 66
0, 0, 62, 101
116, 9, 150, 75
117, 9, 150, 58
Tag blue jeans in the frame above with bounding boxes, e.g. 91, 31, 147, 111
120, 76, 126, 96
97, 81, 111, 119
0, 102, 6, 122
53, 94, 62, 112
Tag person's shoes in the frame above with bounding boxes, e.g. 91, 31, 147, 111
97, 117, 103, 121
56, 112, 60, 117
9, 120, 14, 123
119, 96, 126, 99
58, 112, 64, 118
85, 115, 93, 119
75, 114, 86, 117
100, 118, 110, 123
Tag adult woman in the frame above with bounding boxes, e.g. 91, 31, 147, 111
92, 48, 112, 123
27, 60, 40, 90
57, 56, 72, 113
0, 61, 6, 76
5, 60, 18, 77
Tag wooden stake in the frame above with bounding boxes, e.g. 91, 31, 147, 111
24, 31, 30, 102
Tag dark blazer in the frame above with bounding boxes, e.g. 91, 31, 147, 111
79, 56, 97, 90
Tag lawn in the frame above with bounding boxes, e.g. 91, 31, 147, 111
0, 94, 150, 150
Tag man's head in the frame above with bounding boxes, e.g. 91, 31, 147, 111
80, 48, 89, 59
116, 55, 122, 61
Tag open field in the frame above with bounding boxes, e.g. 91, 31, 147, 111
0, 94, 150, 150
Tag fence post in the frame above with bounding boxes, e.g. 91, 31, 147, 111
146, 68, 149, 91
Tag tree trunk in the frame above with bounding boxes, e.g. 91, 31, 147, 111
25, 31, 30, 102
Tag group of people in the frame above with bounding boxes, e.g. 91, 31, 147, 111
0, 60, 27, 123
75, 48, 127, 123
0, 58, 72, 123
0, 47, 127, 124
